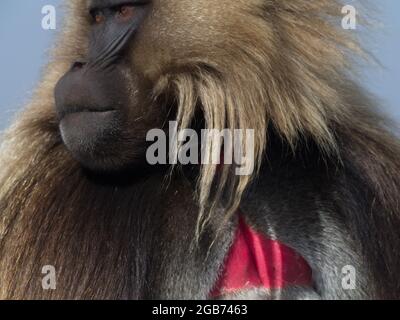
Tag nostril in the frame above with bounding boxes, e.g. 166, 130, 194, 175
71, 61, 86, 71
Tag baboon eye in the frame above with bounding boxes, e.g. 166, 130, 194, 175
116, 5, 136, 22
91, 9, 105, 24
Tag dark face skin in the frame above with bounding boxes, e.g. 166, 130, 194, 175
55, 0, 159, 172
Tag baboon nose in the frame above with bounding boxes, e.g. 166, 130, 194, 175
55, 60, 129, 122
71, 61, 86, 72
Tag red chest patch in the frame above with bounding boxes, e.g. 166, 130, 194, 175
211, 216, 313, 297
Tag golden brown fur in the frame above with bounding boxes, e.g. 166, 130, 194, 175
0, 0, 399, 299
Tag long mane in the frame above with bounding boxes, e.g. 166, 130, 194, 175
0, 0, 399, 298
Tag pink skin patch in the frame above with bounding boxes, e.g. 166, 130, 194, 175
211, 215, 313, 297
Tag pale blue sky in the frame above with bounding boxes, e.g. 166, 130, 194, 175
0, 0, 399, 130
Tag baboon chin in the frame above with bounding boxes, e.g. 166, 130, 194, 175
0, 0, 400, 300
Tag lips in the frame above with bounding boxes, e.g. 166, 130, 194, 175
59, 108, 120, 138
57, 105, 117, 121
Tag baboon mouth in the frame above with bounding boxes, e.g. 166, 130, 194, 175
58, 106, 117, 121
59, 109, 120, 137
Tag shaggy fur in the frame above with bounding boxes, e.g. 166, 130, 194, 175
0, 0, 399, 299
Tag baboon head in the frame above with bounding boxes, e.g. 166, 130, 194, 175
53, 0, 356, 220
54, 0, 277, 172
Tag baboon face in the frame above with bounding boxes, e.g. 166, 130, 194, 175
55, 0, 265, 171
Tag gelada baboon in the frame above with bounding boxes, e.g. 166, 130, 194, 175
0, 0, 399, 300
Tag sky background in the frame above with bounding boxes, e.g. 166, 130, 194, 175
0, 0, 399, 131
